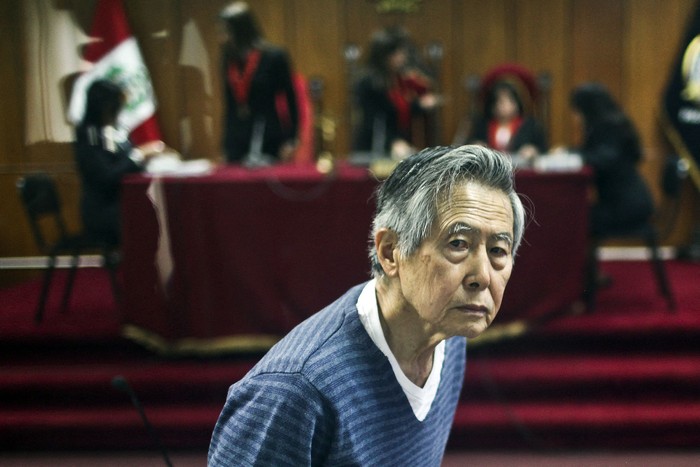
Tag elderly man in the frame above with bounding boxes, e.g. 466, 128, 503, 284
209, 145, 526, 466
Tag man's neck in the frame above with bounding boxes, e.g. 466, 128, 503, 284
375, 277, 442, 387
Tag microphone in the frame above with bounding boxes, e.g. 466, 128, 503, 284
112, 375, 173, 467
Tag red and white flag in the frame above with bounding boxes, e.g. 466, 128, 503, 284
67, 0, 161, 145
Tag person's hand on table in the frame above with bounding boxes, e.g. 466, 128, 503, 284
517, 144, 540, 161
548, 145, 569, 155
278, 141, 298, 162
390, 139, 414, 161
419, 93, 441, 111
138, 140, 166, 160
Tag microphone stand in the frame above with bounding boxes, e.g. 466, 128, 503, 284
112, 375, 173, 467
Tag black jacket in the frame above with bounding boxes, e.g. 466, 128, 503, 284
580, 118, 654, 236
74, 125, 142, 245
468, 115, 548, 154
222, 45, 298, 162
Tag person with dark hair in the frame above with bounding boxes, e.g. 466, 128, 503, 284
570, 82, 654, 236
351, 27, 439, 159
209, 145, 525, 465
74, 79, 163, 246
219, 1, 298, 164
468, 79, 547, 159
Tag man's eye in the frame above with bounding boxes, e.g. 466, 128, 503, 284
490, 246, 509, 257
449, 239, 467, 249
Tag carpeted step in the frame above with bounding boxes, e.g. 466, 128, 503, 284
462, 353, 700, 401
0, 404, 222, 450
5, 399, 700, 451
5, 353, 700, 408
0, 359, 257, 409
1, 260, 699, 451
449, 400, 700, 450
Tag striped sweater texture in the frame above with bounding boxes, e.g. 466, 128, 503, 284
208, 283, 467, 466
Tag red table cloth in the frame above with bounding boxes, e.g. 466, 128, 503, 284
120, 163, 590, 353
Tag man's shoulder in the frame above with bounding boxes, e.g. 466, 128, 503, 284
249, 283, 370, 376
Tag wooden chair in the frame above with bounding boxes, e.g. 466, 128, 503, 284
583, 224, 676, 312
16, 173, 121, 324
454, 63, 552, 145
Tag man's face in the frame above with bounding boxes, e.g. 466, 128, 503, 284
396, 182, 514, 339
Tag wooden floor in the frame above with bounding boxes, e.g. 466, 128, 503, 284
2, 449, 700, 466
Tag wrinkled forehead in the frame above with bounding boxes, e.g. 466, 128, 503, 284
434, 181, 514, 230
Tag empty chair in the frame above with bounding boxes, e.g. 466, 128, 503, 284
16, 172, 121, 323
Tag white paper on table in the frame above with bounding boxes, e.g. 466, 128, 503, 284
533, 152, 584, 172
146, 152, 214, 177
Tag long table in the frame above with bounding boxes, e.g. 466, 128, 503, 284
120, 163, 591, 353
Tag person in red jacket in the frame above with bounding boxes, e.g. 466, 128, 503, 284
352, 27, 439, 159
467, 76, 548, 160
219, 1, 299, 164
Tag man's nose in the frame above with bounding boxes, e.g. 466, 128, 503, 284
464, 246, 490, 290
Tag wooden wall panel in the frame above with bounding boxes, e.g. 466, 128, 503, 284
453, 0, 511, 72
1, 1, 46, 271
173, 1, 228, 160
0, 171, 35, 259
0, 172, 38, 285
625, 1, 686, 193
0, 1, 25, 169
623, 1, 697, 147
571, 0, 625, 98
513, 0, 570, 146
125, 0, 182, 158
450, 0, 511, 145
287, 0, 345, 152
247, 0, 291, 45
625, 0, 700, 243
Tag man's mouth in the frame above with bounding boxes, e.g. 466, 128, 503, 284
457, 304, 488, 313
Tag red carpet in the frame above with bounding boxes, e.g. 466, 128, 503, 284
1, 260, 699, 451
0, 269, 121, 342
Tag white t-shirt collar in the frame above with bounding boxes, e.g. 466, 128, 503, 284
356, 279, 445, 421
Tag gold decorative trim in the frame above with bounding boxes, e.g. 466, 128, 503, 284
469, 320, 529, 347
369, 0, 422, 14
121, 324, 279, 357
660, 111, 700, 192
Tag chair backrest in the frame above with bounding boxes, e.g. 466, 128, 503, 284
455, 63, 551, 144
343, 38, 443, 152
16, 173, 68, 254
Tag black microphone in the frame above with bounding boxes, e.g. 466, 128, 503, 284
112, 375, 173, 467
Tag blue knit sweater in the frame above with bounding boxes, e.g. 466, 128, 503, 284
208, 283, 466, 466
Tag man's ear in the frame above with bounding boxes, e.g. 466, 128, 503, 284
375, 228, 399, 277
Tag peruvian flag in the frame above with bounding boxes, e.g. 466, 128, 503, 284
67, 0, 161, 145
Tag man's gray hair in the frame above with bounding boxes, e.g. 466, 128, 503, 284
369, 144, 526, 277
